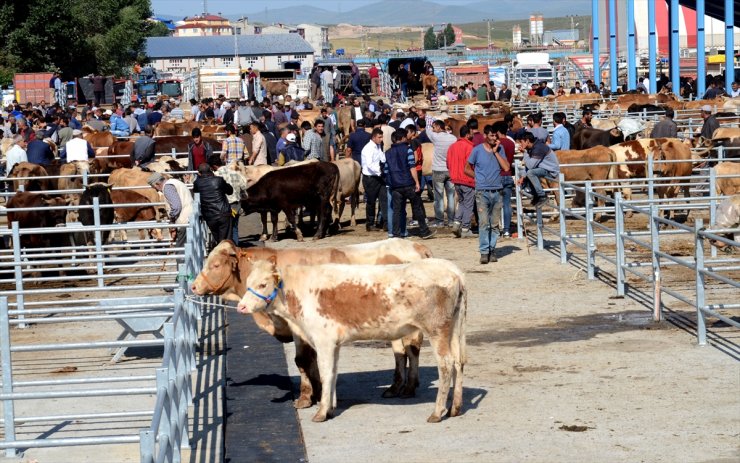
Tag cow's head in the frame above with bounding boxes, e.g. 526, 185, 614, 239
646, 142, 669, 177
191, 240, 241, 298
237, 255, 280, 315
44, 196, 71, 227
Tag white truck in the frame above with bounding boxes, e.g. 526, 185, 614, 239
511, 52, 555, 89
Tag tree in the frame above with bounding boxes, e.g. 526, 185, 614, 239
147, 20, 171, 38
423, 27, 437, 50
0, 0, 155, 79
437, 23, 456, 49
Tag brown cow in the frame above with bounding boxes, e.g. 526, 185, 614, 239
331, 158, 361, 227
7, 162, 52, 192
542, 146, 618, 221
191, 239, 433, 408
108, 168, 165, 240
263, 80, 289, 96
421, 74, 438, 99
83, 131, 117, 148
6, 193, 69, 248
646, 138, 694, 220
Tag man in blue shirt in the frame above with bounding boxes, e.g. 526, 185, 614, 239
464, 125, 510, 264
108, 106, 130, 137
383, 129, 434, 240
25, 132, 55, 166
518, 132, 560, 209
346, 119, 372, 165
548, 112, 570, 151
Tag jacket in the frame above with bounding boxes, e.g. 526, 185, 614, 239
187, 141, 214, 171
193, 175, 233, 221
446, 138, 475, 187
383, 142, 415, 189
282, 143, 305, 164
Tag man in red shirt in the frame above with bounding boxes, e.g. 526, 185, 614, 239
446, 125, 476, 238
187, 128, 214, 171
493, 122, 516, 238
368, 63, 380, 95
467, 118, 485, 146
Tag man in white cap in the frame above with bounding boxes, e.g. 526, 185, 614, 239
699, 104, 720, 140
61, 129, 95, 163
147, 172, 193, 252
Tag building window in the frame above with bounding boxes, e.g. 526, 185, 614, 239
294, 54, 307, 60
222, 57, 233, 65
246, 56, 257, 66
169, 59, 182, 66
194, 58, 207, 67
277, 55, 282, 65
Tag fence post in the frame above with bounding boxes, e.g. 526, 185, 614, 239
535, 206, 544, 251
1, 297, 17, 458
82, 168, 89, 187
709, 167, 718, 258
650, 202, 663, 322
614, 192, 626, 297
139, 429, 155, 463
10, 222, 25, 328
694, 218, 707, 346
171, 147, 177, 158
717, 145, 724, 161
584, 182, 595, 279
647, 150, 655, 203
514, 163, 524, 240
93, 197, 104, 288
558, 174, 567, 264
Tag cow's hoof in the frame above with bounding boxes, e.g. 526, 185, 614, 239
294, 397, 313, 409
448, 405, 461, 417
426, 414, 442, 423
399, 386, 416, 399
381, 385, 401, 398
259, 234, 268, 242
270, 236, 278, 242
311, 411, 329, 422
350, 220, 356, 227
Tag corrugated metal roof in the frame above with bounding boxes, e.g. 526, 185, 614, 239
145, 35, 315, 59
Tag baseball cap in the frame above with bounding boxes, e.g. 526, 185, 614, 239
286, 133, 296, 142
72, 129, 82, 136
147, 172, 164, 186
701, 105, 712, 112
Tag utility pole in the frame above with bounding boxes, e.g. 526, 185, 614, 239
486, 19, 491, 52
203, 0, 207, 15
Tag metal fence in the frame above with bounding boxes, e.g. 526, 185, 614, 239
0, 189, 209, 461
514, 156, 740, 350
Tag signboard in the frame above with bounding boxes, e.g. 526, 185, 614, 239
488, 66, 507, 87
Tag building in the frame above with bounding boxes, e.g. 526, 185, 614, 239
145, 34, 315, 76
543, 29, 580, 47
231, 17, 256, 35
296, 24, 331, 58
174, 14, 233, 37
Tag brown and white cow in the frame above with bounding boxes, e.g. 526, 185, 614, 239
542, 146, 618, 221
191, 238, 433, 406
715, 162, 740, 196
331, 158, 361, 227
644, 138, 694, 220
236, 256, 466, 423
108, 167, 165, 241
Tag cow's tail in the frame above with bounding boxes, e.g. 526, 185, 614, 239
330, 168, 341, 224
606, 149, 618, 197
449, 271, 467, 417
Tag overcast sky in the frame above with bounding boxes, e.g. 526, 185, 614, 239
151, 0, 485, 17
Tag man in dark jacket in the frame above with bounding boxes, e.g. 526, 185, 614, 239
650, 108, 678, 138
187, 128, 214, 171
383, 129, 434, 239
25, 132, 55, 165
260, 123, 278, 165
699, 105, 720, 140
93, 75, 106, 106
132, 127, 156, 166
346, 119, 371, 165
193, 163, 233, 248
281, 133, 305, 164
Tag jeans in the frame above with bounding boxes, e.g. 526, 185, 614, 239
362, 175, 387, 227
401, 82, 408, 99
230, 202, 240, 243
352, 74, 362, 95
432, 170, 455, 225
391, 185, 430, 237
502, 176, 514, 233
387, 188, 407, 237
526, 168, 558, 197
476, 190, 503, 255
453, 184, 476, 229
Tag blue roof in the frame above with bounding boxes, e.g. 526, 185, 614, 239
145, 35, 315, 59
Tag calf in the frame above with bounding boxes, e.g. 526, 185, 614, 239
191, 239, 432, 406
572, 127, 624, 150
715, 162, 740, 196
6, 193, 69, 248
236, 257, 466, 423
78, 183, 115, 245
331, 158, 362, 227
241, 162, 339, 241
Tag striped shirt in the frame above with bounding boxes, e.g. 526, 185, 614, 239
222, 136, 245, 164
301, 130, 324, 160
162, 184, 181, 222
216, 165, 249, 204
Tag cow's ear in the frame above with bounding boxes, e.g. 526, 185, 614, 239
267, 255, 278, 267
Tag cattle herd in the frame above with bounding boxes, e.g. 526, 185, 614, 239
1, 89, 739, 423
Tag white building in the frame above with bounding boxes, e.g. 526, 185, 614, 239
296, 24, 330, 58
145, 35, 315, 77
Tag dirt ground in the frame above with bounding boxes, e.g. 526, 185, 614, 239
264, 202, 740, 463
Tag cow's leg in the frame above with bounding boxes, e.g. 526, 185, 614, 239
312, 344, 340, 422
382, 339, 407, 398
293, 337, 318, 409
313, 200, 328, 240
335, 193, 346, 228
350, 191, 358, 227
426, 334, 454, 423
270, 211, 279, 242
285, 209, 304, 242
400, 330, 423, 398
259, 212, 268, 241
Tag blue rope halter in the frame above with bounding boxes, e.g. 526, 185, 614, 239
246, 279, 283, 307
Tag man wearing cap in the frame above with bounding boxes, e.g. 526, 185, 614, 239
132, 127, 156, 167
193, 163, 233, 249
699, 105, 720, 140
61, 129, 95, 163
147, 172, 193, 252
280, 133, 305, 165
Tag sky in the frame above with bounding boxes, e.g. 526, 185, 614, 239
151, 0, 491, 17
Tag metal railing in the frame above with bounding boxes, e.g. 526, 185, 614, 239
0, 194, 209, 462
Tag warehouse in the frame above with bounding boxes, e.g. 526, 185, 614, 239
145, 34, 315, 77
